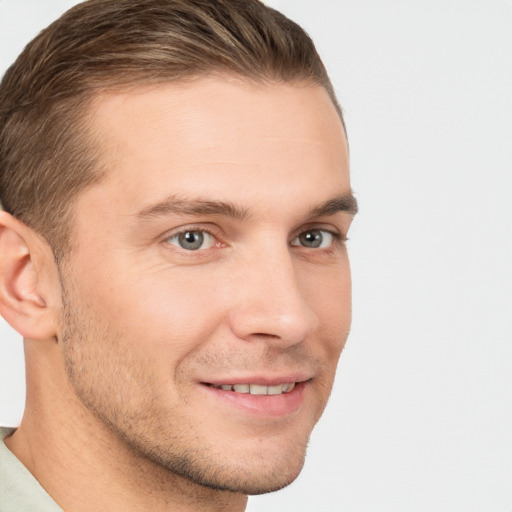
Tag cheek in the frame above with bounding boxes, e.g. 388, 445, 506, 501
305, 266, 352, 398
60, 272, 201, 417
74, 264, 231, 385
303, 259, 352, 335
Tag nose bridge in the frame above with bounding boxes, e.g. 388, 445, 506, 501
229, 243, 320, 345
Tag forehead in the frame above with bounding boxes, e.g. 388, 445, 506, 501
83, 77, 350, 217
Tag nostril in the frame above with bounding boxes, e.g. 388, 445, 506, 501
250, 333, 281, 339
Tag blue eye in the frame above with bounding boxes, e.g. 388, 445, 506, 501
166, 230, 215, 251
291, 229, 335, 249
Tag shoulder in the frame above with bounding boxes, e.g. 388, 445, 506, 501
0, 427, 63, 512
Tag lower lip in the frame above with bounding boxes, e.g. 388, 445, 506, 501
200, 382, 308, 418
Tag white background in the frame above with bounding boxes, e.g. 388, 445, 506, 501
1, 1, 511, 511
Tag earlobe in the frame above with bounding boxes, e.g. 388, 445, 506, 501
0, 211, 59, 340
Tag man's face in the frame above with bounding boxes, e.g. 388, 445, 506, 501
58, 78, 354, 494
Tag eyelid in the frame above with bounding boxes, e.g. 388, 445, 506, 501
166, 230, 215, 250
161, 224, 225, 250
291, 223, 345, 241
159, 222, 347, 254
292, 230, 332, 246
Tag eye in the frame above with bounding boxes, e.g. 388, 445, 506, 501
166, 230, 216, 251
291, 229, 336, 249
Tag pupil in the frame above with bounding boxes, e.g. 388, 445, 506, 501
180, 231, 203, 250
300, 230, 322, 248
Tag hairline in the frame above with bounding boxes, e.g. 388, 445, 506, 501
53, 72, 346, 263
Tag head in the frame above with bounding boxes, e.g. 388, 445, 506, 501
0, 0, 356, 500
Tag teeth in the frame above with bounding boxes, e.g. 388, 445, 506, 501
249, 384, 268, 395
267, 385, 283, 395
211, 382, 296, 395
233, 384, 250, 393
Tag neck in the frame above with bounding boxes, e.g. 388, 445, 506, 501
6, 341, 247, 512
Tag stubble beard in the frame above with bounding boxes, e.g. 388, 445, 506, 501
57, 274, 310, 496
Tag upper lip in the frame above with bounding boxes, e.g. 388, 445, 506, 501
201, 373, 313, 386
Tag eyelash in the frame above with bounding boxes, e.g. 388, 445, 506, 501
290, 229, 345, 249
163, 226, 345, 253
165, 227, 220, 251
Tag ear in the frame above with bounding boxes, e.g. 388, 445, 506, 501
0, 211, 61, 341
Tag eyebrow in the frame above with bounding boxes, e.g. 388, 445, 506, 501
135, 191, 358, 221
136, 196, 249, 220
307, 192, 358, 218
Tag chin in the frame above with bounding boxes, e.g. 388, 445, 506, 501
197, 430, 310, 495
134, 431, 310, 496
242, 465, 305, 496
186, 450, 308, 496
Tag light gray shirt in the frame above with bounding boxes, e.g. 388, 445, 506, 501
0, 427, 62, 511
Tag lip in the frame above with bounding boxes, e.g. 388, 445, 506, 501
199, 376, 310, 418
203, 373, 311, 387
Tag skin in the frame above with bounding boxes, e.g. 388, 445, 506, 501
0, 77, 355, 512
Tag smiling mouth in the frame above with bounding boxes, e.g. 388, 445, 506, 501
205, 382, 296, 396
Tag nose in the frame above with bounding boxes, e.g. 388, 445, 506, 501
228, 247, 320, 347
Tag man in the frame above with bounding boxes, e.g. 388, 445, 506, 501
0, 1, 357, 510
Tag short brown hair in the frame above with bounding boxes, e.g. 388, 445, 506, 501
0, 0, 342, 258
